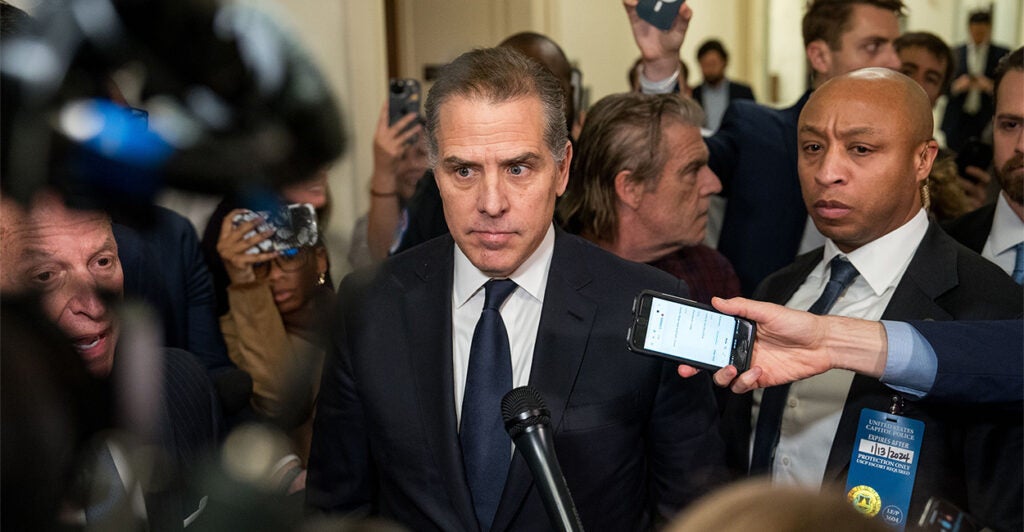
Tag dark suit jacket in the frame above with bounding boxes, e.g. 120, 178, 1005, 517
706, 91, 812, 296
115, 206, 230, 370
692, 79, 755, 110
721, 222, 1023, 531
942, 201, 996, 253
941, 43, 1011, 153
909, 320, 1023, 404
307, 228, 728, 531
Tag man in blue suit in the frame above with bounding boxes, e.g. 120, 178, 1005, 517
307, 47, 726, 531
627, 0, 904, 295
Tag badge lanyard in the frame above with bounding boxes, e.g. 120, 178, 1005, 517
845, 394, 924, 531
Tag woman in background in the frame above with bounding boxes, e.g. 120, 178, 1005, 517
216, 209, 332, 470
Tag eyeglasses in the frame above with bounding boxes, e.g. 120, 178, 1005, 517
253, 248, 309, 277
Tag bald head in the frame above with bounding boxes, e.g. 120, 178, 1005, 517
499, 32, 575, 130
797, 67, 938, 252
814, 67, 934, 141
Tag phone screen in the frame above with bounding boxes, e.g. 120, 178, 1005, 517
643, 295, 737, 367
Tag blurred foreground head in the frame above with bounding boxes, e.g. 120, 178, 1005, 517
1, 0, 345, 215
1, 191, 123, 376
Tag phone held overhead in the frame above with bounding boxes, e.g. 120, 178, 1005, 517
388, 78, 422, 129
627, 289, 754, 372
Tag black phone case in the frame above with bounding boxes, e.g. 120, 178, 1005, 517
388, 78, 421, 126
636, 0, 684, 31
626, 289, 754, 372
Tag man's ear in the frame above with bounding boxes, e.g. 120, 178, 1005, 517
614, 170, 643, 210
555, 141, 572, 197
915, 140, 940, 184
806, 40, 833, 80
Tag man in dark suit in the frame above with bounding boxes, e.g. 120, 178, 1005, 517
692, 39, 755, 132
717, 69, 1021, 530
628, 0, 904, 295
306, 47, 726, 531
944, 47, 1024, 282
940, 11, 1011, 154
0, 192, 221, 530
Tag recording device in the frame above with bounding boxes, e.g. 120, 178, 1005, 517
955, 138, 993, 182
636, 0, 685, 31
388, 78, 421, 127
501, 387, 584, 532
916, 497, 983, 532
230, 203, 318, 255
627, 289, 754, 372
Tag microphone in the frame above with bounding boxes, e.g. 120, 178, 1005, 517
501, 386, 584, 532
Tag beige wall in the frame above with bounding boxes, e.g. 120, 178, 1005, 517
8, 0, 1022, 278
282, 1, 387, 280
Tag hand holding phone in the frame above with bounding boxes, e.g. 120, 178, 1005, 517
627, 290, 754, 372
636, 0, 684, 31
388, 78, 421, 128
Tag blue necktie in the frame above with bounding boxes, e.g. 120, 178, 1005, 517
749, 256, 860, 475
1012, 243, 1024, 285
461, 279, 517, 531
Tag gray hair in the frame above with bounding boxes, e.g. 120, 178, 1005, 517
559, 92, 704, 241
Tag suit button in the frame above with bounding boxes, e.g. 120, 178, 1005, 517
787, 397, 798, 408
781, 456, 791, 466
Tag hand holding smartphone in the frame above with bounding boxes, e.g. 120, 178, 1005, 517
636, 0, 685, 31
388, 78, 421, 128
627, 290, 754, 372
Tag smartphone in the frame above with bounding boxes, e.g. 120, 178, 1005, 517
388, 78, 421, 127
917, 497, 980, 532
955, 138, 992, 182
231, 203, 319, 255
627, 289, 754, 372
636, 0, 684, 31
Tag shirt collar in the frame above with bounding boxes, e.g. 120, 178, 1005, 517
453, 224, 555, 308
989, 193, 1024, 255
820, 209, 929, 296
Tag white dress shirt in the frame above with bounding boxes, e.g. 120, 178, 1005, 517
980, 193, 1024, 277
452, 224, 554, 426
754, 209, 930, 488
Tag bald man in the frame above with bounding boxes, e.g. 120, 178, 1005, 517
718, 69, 1022, 530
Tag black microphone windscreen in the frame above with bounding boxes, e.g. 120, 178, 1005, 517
502, 386, 551, 439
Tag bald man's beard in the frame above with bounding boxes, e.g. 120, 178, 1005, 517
996, 152, 1024, 205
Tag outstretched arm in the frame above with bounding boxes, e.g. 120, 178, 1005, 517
676, 297, 887, 393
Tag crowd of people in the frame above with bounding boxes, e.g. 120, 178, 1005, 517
2, 0, 1022, 530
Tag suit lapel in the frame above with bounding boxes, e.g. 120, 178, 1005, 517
492, 231, 596, 532
824, 222, 958, 481
403, 237, 479, 531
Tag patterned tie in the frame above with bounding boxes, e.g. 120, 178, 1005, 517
749, 256, 861, 475
1012, 243, 1024, 285
461, 279, 517, 531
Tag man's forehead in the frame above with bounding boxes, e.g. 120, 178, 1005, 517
843, 4, 899, 38
2, 199, 111, 248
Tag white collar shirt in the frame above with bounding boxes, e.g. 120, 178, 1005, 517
755, 209, 930, 488
981, 193, 1024, 277
452, 224, 554, 426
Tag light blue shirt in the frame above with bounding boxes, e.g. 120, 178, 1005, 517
880, 321, 938, 398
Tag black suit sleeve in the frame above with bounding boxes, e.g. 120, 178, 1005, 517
645, 279, 729, 521
306, 276, 373, 514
